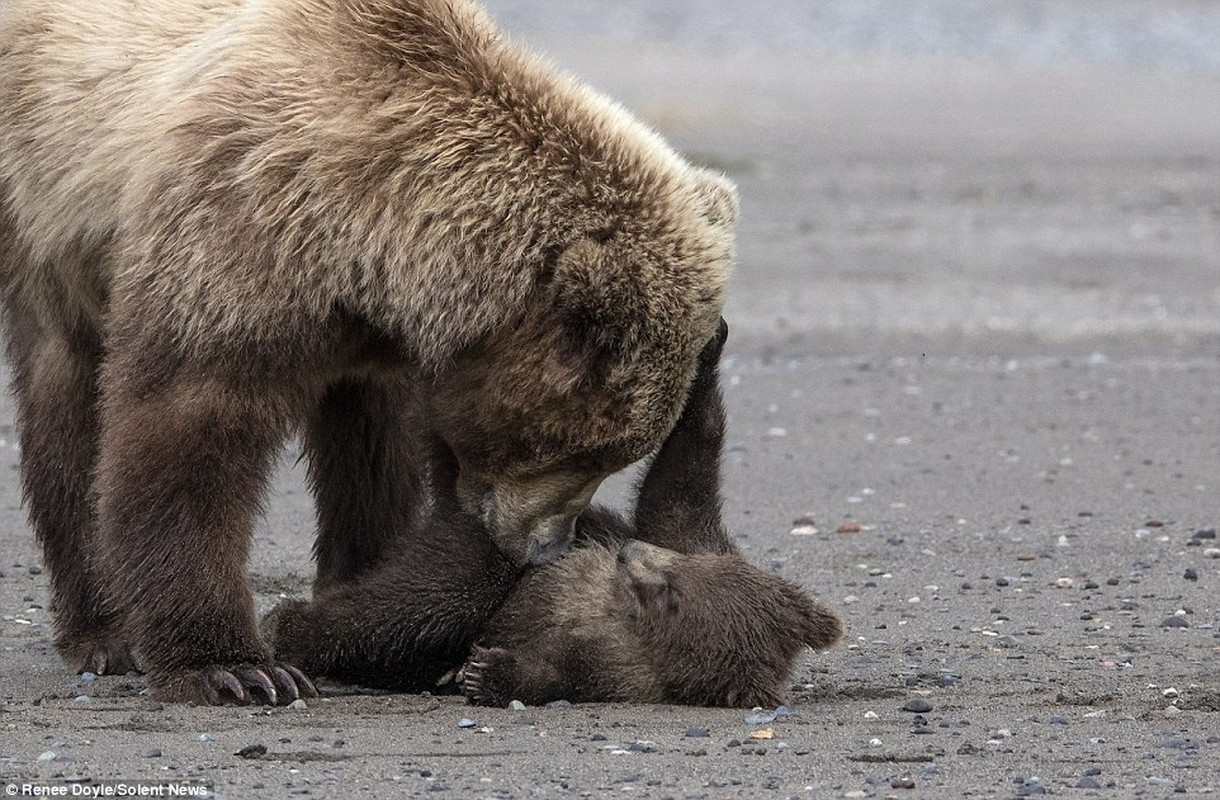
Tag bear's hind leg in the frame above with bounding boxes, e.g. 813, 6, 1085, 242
94, 362, 315, 705
0, 292, 135, 675
304, 378, 422, 593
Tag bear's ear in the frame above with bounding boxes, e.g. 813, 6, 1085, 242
691, 169, 739, 228
547, 238, 636, 381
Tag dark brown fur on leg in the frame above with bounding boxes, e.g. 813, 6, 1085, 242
264, 439, 522, 690
304, 377, 423, 594
94, 345, 315, 705
632, 317, 733, 555
0, 216, 135, 675
264, 523, 520, 691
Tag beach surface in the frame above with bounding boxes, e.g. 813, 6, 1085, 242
3, 2, 1218, 796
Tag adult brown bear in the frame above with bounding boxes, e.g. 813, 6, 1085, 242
0, 0, 736, 704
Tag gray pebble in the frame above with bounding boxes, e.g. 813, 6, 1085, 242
80, 672, 97, 682
1076, 776, 1101, 789
996, 635, 1020, 648
29, 565, 43, 575
198, 734, 215, 742
288, 698, 308, 710
1159, 737, 1196, 750
685, 727, 711, 738
1161, 615, 1190, 628
1048, 715, 1068, 725
1193, 528, 1216, 539
545, 699, 572, 709
902, 699, 933, 713
72, 695, 91, 704
37, 751, 57, 762
141, 749, 161, 758
1183, 568, 1198, 581
627, 740, 656, 753
508, 700, 526, 711
457, 718, 477, 728
744, 710, 777, 725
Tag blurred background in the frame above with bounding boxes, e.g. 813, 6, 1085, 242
483, 0, 1220, 356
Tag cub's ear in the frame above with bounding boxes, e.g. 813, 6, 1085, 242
619, 542, 681, 616
802, 598, 845, 651
782, 585, 844, 651
691, 169, 739, 228
633, 571, 678, 616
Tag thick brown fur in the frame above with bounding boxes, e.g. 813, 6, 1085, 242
265, 322, 843, 705
0, 0, 736, 704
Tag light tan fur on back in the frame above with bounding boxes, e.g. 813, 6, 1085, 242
1, 0, 732, 364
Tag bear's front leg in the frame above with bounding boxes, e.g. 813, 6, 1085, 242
632, 318, 733, 555
94, 369, 316, 705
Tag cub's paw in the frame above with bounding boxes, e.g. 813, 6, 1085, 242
459, 646, 518, 707
150, 662, 318, 706
56, 630, 139, 676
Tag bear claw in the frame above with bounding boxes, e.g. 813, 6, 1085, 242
57, 631, 139, 677
458, 646, 511, 707
79, 642, 139, 676
161, 662, 318, 706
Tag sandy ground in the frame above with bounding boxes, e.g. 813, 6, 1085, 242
2, 4, 1219, 798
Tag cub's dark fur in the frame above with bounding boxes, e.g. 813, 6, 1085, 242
266, 322, 843, 706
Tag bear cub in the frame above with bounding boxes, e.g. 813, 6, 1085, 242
265, 321, 842, 706
460, 530, 841, 708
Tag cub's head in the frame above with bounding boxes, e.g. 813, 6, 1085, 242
423, 170, 738, 566
614, 540, 843, 708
